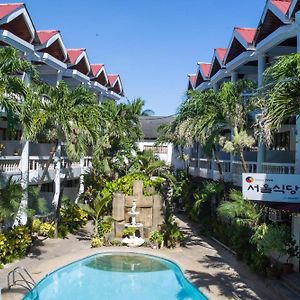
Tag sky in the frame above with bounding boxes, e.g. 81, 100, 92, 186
5, 0, 266, 115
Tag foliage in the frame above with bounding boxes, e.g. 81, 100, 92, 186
91, 236, 104, 248
39, 222, 55, 238
161, 219, 183, 248
98, 217, 113, 237
0, 225, 32, 266
78, 192, 111, 236
217, 190, 261, 225
149, 231, 164, 247
31, 218, 42, 233
100, 173, 156, 203
27, 186, 49, 218
122, 227, 137, 237
60, 200, 88, 233
251, 224, 296, 262
0, 175, 22, 227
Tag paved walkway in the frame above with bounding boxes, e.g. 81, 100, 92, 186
0, 216, 279, 300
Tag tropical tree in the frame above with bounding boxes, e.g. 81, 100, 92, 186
24, 81, 104, 236
262, 53, 300, 137
0, 175, 22, 230
217, 80, 256, 172
0, 46, 39, 225
78, 192, 111, 236
217, 190, 261, 226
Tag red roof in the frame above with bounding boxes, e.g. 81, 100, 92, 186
37, 30, 59, 44
188, 74, 197, 86
67, 48, 85, 64
199, 63, 211, 78
108, 74, 119, 86
271, 0, 291, 14
235, 27, 256, 44
215, 48, 227, 63
90, 64, 104, 77
0, 3, 23, 19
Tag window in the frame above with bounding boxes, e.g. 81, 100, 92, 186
271, 131, 290, 150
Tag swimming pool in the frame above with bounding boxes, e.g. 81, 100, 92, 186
23, 252, 207, 300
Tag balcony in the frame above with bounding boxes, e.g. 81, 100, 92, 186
188, 157, 295, 186
0, 156, 92, 183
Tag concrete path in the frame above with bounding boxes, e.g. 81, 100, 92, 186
0, 216, 279, 300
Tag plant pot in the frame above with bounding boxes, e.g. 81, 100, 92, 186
282, 263, 293, 274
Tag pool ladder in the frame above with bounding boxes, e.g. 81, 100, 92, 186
7, 266, 36, 291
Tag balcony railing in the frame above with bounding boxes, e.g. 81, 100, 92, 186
188, 157, 296, 186
0, 156, 92, 175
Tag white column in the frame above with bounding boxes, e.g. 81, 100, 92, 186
231, 71, 238, 83
76, 156, 85, 203
257, 54, 267, 173
213, 83, 219, 91
52, 141, 62, 209
14, 140, 29, 226
56, 70, 63, 85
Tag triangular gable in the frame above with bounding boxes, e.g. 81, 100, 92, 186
36, 30, 67, 62
288, 0, 300, 17
209, 48, 227, 78
108, 74, 124, 96
90, 63, 109, 86
195, 63, 210, 87
67, 48, 91, 75
255, 0, 291, 45
224, 27, 256, 64
187, 74, 197, 90
0, 3, 37, 43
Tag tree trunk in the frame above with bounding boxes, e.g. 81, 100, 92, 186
54, 175, 67, 238
212, 145, 224, 182
239, 149, 249, 173
37, 139, 58, 192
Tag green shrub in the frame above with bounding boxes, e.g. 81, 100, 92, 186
39, 222, 55, 238
7, 225, 32, 259
149, 231, 164, 247
31, 218, 42, 233
98, 220, 112, 237
0, 233, 8, 266
91, 236, 103, 248
122, 227, 137, 237
60, 200, 88, 233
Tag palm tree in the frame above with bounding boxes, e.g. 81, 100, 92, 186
78, 192, 111, 236
0, 46, 39, 225
263, 53, 300, 131
0, 175, 22, 230
217, 80, 256, 172
26, 81, 104, 236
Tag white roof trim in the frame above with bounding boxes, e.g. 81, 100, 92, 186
93, 65, 109, 84
260, 0, 291, 24
35, 34, 68, 61
31, 51, 67, 71
63, 69, 90, 84
209, 51, 224, 77
90, 81, 108, 93
68, 51, 91, 74
0, 29, 34, 52
107, 90, 121, 100
0, 7, 35, 43
289, 0, 298, 18
196, 63, 210, 81
255, 22, 298, 53
225, 51, 256, 72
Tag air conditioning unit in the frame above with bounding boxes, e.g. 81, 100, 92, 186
268, 208, 288, 222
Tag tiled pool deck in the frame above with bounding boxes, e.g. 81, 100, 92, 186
0, 215, 280, 300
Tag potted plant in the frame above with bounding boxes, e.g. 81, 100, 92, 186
122, 227, 137, 238
149, 231, 164, 249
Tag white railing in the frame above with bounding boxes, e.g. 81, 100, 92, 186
83, 156, 92, 169
29, 156, 54, 171
199, 158, 212, 170
0, 156, 20, 173
262, 162, 295, 174
213, 160, 231, 173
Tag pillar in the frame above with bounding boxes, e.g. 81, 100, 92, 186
14, 140, 29, 226
52, 141, 62, 209
257, 54, 267, 173
75, 156, 85, 203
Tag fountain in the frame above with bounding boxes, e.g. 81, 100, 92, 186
122, 198, 144, 247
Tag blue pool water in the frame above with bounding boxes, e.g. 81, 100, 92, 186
23, 252, 207, 300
